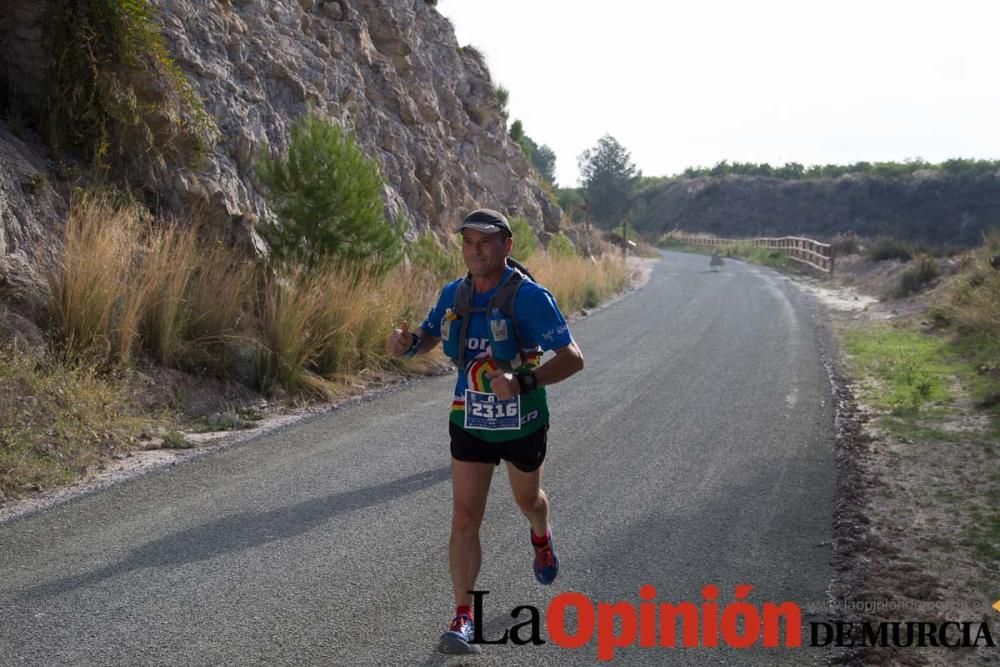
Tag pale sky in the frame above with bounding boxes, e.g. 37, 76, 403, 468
435, 0, 1000, 187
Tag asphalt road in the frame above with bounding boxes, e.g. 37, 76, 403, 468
0, 250, 837, 666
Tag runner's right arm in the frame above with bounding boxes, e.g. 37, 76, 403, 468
411, 326, 441, 355
386, 320, 441, 356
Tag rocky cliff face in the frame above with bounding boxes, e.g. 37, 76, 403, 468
0, 126, 65, 318
0, 0, 560, 313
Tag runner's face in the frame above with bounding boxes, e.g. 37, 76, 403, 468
461, 229, 511, 278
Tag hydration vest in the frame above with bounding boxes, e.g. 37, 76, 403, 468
445, 258, 542, 371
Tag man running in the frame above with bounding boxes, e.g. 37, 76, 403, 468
386, 208, 584, 654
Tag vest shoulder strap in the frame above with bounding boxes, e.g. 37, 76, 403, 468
451, 260, 537, 368
453, 260, 531, 318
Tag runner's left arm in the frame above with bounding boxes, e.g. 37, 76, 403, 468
530, 341, 584, 387
487, 285, 584, 398
519, 284, 583, 385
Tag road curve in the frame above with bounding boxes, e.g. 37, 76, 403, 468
0, 250, 836, 665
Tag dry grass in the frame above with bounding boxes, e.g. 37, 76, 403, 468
48, 195, 634, 399
946, 233, 1000, 336
255, 268, 337, 398
252, 249, 629, 395
9, 212, 636, 500
0, 346, 156, 499
50, 195, 259, 375
310, 266, 440, 379
253, 264, 441, 396
937, 231, 1000, 389
532, 252, 631, 312
139, 223, 199, 366
49, 193, 145, 364
183, 242, 258, 373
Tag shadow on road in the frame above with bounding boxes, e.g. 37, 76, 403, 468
19, 467, 450, 600
419, 612, 524, 666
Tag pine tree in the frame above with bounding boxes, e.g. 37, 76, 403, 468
257, 113, 403, 274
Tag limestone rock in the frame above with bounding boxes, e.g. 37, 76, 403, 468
0, 0, 562, 316
0, 308, 45, 355
145, 0, 560, 232
0, 124, 65, 315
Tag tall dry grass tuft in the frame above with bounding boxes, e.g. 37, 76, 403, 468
255, 268, 337, 398
139, 224, 199, 366
52, 194, 259, 373
50, 193, 145, 364
184, 241, 258, 370
310, 265, 440, 379
532, 252, 630, 312
49, 199, 636, 400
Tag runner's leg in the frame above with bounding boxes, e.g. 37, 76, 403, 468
450, 459, 494, 607
506, 462, 549, 537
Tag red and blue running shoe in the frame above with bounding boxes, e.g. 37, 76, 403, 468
438, 613, 481, 654
532, 530, 559, 585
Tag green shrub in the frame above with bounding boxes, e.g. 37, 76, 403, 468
161, 430, 193, 449
867, 236, 913, 262
509, 119, 524, 143
582, 282, 601, 309
946, 230, 1000, 362
890, 256, 939, 298
256, 113, 404, 274
546, 233, 576, 258
409, 230, 464, 279
509, 216, 538, 262
494, 85, 509, 114
830, 232, 861, 255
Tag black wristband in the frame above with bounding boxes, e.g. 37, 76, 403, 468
516, 370, 537, 394
403, 332, 420, 358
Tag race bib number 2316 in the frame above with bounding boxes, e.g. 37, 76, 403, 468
464, 390, 521, 430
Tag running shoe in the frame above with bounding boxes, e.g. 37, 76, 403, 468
532, 530, 559, 585
437, 613, 481, 655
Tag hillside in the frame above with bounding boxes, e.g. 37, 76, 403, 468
0, 0, 560, 316
628, 167, 1000, 247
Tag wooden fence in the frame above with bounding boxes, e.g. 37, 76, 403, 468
667, 231, 835, 274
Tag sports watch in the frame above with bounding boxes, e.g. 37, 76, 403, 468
515, 369, 538, 394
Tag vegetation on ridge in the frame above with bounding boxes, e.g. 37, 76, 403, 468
43, 0, 217, 179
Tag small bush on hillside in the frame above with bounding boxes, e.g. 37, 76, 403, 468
44, 0, 216, 179
867, 237, 913, 262
494, 85, 509, 114
889, 256, 940, 298
830, 232, 861, 256
409, 230, 464, 279
510, 216, 538, 262
546, 233, 577, 259
257, 113, 404, 274
947, 231, 1000, 337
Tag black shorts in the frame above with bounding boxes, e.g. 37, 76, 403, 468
449, 421, 548, 473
